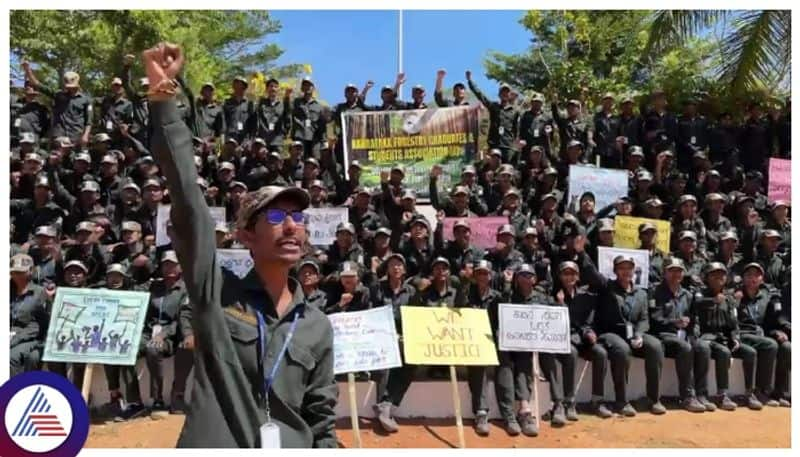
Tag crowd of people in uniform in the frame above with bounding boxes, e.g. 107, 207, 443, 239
9, 49, 792, 443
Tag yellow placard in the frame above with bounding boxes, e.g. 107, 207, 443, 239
613, 215, 671, 254
400, 306, 499, 366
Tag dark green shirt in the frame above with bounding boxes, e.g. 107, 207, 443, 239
253, 96, 290, 146
198, 100, 225, 138
291, 97, 325, 143
150, 99, 337, 448
467, 80, 518, 149
34, 83, 93, 141
11, 283, 48, 347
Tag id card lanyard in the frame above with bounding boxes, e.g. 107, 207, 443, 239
255, 308, 300, 424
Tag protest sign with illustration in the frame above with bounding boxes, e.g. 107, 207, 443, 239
441, 217, 507, 249
400, 306, 498, 366
597, 246, 651, 288
328, 306, 402, 375
156, 204, 226, 247
342, 105, 480, 197
498, 304, 571, 353
42, 287, 150, 366
567, 165, 629, 212
614, 215, 671, 254
303, 207, 349, 246
768, 158, 791, 203
217, 249, 254, 279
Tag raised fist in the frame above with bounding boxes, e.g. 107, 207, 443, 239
430, 164, 443, 178
141, 42, 184, 97
437, 69, 446, 78
380, 170, 389, 183
365, 80, 375, 89
284, 87, 293, 98
123, 54, 135, 66
465, 70, 472, 81
340, 293, 354, 308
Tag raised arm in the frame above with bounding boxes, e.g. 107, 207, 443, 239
145, 42, 262, 448
22, 60, 55, 98
434, 69, 448, 107
466, 70, 491, 108
121, 54, 141, 103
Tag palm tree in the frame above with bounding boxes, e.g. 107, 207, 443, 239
643, 10, 790, 97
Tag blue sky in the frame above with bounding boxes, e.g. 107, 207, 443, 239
269, 10, 531, 105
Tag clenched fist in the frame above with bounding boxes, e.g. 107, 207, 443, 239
141, 42, 184, 99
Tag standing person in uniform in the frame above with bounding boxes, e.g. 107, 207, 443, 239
291, 77, 326, 158
143, 42, 336, 448
456, 259, 498, 436
370, 253, 416, 434
594, 93, 621, 168
253, 78, 292, 152
520, 93, 555, 160
99, 263, 147, 421
466, 70, 518, 163
143, 251, 187, 416
22, 60, 93, 146
10, 254, 49, 377
197, 82, 225, 141
496, 264, 547, 437
223, 76, 254, 144
12, 82, 50, 142
433, 69, 469, 107
121, 53, 151, 148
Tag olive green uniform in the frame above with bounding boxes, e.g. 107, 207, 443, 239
150, 99, 337, 448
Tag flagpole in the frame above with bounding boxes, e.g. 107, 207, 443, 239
398, 9, 403, 100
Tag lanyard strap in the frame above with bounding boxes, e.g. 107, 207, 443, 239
256, 308, 300, 418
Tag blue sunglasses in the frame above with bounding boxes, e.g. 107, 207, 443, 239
264, 208, 306, 225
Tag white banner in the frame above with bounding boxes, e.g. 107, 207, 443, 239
568, 165, 629, 212
498, 303, 571, 354
156, 204, 227, 247
217, 249, 253, 279
328, 306, 402, 375
597, 246, 650, 288
303, 207, 349, 246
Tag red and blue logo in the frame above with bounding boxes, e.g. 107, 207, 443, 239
0, 371, 89, 457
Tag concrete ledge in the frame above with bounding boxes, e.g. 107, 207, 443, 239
83, 357, 753, 419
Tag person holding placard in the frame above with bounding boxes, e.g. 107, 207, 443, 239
548, 260, 613, 419
144, 43, 337, 448
649, 258, 711, 413
370, 253, 417, 433
457, 259, 500, 436
497, 263, 550, 437
47, 260, 90, 390
577, 242, 667, 416
98, 264, 146, 421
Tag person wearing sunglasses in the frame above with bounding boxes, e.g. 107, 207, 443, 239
144, 43, 337, 448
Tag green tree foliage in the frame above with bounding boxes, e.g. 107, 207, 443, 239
483, 10, 789, 116
10, 10, 304, 98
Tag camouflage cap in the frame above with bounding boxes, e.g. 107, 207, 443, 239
473, 259, 493, 273
236, 186, 310, 230
10, 254, 34, 273
663, 257, 686, 272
